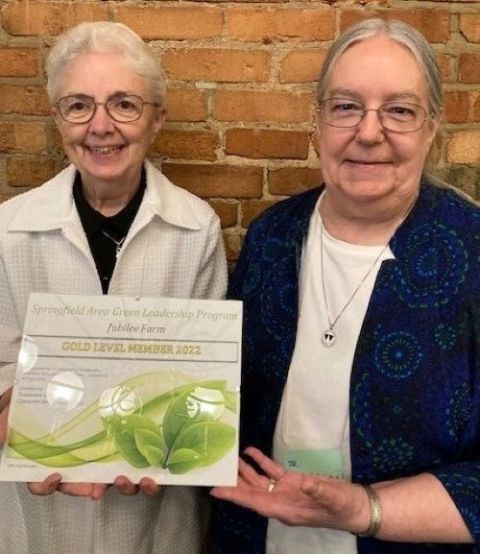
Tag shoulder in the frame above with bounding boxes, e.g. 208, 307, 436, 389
400, 180, 480, 299
246, 187, 322, 244
145, 160, 219, 231
0, 165, 75, 231
229, 188, 321, 298
423, 178, 480, 221
422, 180, 480, 245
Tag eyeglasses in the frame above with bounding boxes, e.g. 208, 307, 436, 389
317, 98, 433, 133
55, 94, 160, 124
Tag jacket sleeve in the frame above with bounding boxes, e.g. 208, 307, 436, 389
0, 254, 21, 395
429, 298, 480, 544
192, 214, 227, 301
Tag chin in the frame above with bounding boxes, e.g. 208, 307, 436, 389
80, 157, 132, 179
342, 183, 395, 203
78, 166, 129, 184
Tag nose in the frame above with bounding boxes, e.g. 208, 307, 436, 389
88, 104, 115, 135
355, 108, 385, 144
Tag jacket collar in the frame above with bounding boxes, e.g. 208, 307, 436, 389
389, 178, 437, 261
290, 180, 438, 259
141, 160, 202, 230
7, 160, 202, 233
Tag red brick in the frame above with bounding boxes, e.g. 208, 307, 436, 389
115, 6, 222, 40
437, 54, 454, 84
444, 90, 480, 123
165, 89, 207, 122
0, 85, 50, 116
150, 130, 218, 161
209, 200, 238, 228
214, 90, 313, 123
459, 14, 480, 43
226, 129, 310, 159
162, 164, 263, 198
163, 49, 270, 83
223, 232, 242, 262
225, 8, 335, 42
459, 53, 480, 84
280, 49, 327, 83
0, 49, 37, 77
191, 0, 287, 2
268, 167, 322, 195
241, 200, 277, 227
447, 130, 480, 164
7, 159, 56, 187
340, 10, 450, 43
0, 123, 46, 153
1, 2, 108, 36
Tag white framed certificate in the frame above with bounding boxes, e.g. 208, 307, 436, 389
0, 293, 242, 486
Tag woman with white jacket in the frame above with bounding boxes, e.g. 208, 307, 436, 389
0, 21, 226, 554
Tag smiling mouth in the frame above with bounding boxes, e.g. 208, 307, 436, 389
348, 160, 389, 165
86, 145, 124, 154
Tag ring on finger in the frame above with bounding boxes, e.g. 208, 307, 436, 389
267, 478, 277, 493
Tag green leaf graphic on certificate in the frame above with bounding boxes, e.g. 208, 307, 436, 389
167, 421, 236, 474
8, 374, 237, 474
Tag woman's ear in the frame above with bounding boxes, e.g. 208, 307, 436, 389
426, 112, 442, 147
152, 106, 167, 135
51, 106, 63, 131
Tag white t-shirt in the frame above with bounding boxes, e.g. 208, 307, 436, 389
267, 198, 393, 554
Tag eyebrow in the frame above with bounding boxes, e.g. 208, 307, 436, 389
384, 92, 423, 103
63, 90, 133, 99
326, 88, 424, 103
108, 90, 133, 98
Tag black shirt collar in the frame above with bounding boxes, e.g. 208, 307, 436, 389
73, 166, 147, 239
73, 167, 147, 293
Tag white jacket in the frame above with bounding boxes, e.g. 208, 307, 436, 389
0, 160, 227, 553
0, 160, 227, 392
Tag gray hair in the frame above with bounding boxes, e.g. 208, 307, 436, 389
46, 21, 166, 105
316, 18, 442, 116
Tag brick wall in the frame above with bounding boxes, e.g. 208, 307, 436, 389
0, 0, 479, 260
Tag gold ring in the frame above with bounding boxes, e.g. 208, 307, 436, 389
267, 478, 276, 493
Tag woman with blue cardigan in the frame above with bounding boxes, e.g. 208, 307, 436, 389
212, 18, 480, 554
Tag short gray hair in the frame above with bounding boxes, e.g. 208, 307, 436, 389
46, 21, 166, 105
316, 18, 442, 116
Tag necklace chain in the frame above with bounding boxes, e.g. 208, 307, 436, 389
101, 229, 126, 259
319, 200, 416, 348
320, 224, 389, 347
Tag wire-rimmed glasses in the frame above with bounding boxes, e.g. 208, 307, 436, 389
317, 98, 433, 133
55, 94, 160, 124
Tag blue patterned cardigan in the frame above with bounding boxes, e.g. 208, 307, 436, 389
213, 180, 480, 554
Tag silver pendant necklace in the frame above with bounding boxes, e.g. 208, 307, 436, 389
101, 229, 126, 259
319, 198, 416, 348
319, 223, 389, 348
